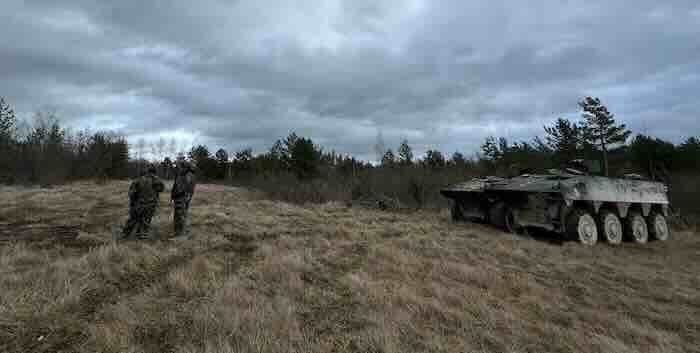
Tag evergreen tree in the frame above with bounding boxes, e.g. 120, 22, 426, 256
480, 136, 509, 162
215, 148, 229, 179
0, 97, 16, 143
234, 148, 253, 173
579, 97, 631, 176
544, 118, 581, 165
189, 144, 210, 163
189, 144, 217, 179
268, 140, 286, 172
287, 135, 321, 180
381, 149, 395, 167
677, 136, 700, 171
106, 135, 129, 179
397, 139, 413, 166
423, 150, 446, 169
451, 151, 467, 168
0, 97, 16, 176
628, 135, 675, 180
88, 133, 112, 179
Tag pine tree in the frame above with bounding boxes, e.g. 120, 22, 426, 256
579, 97, 631, 176
628, 135, 675, 180
677, 137, 700, 171
480, 136, 508, 161
287, 136, 321, 180
215, 148, 229, 179
235, 148, 253, 172
189, 144, 217, 179
89, 133, 112, 179
0, 97, 16, 143
423, 150, 446, 169
451, 151, 466, 167
0, 98, 16, 177
109, 135, 130, 179
381, 149, 395, 167
397, 139, 413, 166
544, 118, 582, 165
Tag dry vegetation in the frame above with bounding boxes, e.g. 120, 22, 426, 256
0, 181, 699, 353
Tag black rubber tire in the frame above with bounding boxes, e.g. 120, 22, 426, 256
504, 207, 530, 236
488, 202, 507, 229
647, 212, 670, 241
566, 209, 598, 246
625, 211, 649, 244
503, 206, 518, 234
450, 200, 464, 222
598, 210, 623, 245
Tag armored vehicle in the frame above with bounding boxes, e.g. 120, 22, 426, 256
440, 169, 671, 245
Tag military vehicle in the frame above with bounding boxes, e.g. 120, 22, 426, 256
440, 168, 671, 245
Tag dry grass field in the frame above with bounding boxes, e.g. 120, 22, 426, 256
0, 181, 698, 353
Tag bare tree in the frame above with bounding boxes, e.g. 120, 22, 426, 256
149, 140, 158, 162
374, 131, 386, 165
136, 138, 146, 161
156, 137, 167, 161
135, 138, 146, 174
168, 137, 178, 159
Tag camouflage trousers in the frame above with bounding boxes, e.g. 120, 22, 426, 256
122, 205, 156, 239
173, 197, 191, 237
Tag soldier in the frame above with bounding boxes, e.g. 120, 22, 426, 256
120, 164, 165, 240
171, 159, 196, 240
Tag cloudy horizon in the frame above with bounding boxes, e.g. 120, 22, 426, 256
2, 1, 699, 161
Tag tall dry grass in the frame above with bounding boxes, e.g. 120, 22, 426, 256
235, 166, 481, 209
0, 181, 698, 353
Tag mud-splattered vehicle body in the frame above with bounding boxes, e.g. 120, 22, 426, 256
440, 171, 671, 245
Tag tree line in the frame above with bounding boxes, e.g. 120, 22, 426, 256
0, 98, 129, 185
181, 96, 698, 182
2, 95, 699, 208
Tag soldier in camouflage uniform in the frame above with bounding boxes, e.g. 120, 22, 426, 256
171, 160, 196, 240
120, 164, 165, 240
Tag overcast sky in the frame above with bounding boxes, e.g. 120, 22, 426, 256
2, 1, 699, 160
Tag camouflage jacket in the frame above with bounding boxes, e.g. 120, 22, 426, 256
129, 175, 165, 209
171, 170, 195, 200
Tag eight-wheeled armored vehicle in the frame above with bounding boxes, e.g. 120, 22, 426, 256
440, 170, 671, 245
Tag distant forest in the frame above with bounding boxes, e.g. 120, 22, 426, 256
1, 96, 699, 212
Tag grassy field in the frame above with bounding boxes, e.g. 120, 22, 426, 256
0, 181, 698, 353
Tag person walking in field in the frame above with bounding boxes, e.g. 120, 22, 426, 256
170, 159, 196, 240
120, 164, 165, 240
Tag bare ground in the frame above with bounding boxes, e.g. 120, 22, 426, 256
0, 181, 698, 353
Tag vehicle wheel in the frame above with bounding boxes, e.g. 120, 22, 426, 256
625, 212, 648, 244
504, 206, 515, 233
503, 206, 524, 234
598, 211, 623, 245
450, 200, 464, 222
567, 209, 598, 246
488, 202, 507, 229
648, 212, 670, 241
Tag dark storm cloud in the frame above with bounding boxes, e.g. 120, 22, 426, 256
1, 0, 699, 160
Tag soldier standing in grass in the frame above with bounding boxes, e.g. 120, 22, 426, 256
170, 159, 196, 240
120, 164, 165, 240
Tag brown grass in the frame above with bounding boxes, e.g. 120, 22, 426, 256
0, 181, 698, 353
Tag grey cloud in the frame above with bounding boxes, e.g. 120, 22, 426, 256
1, 0, 699, 161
